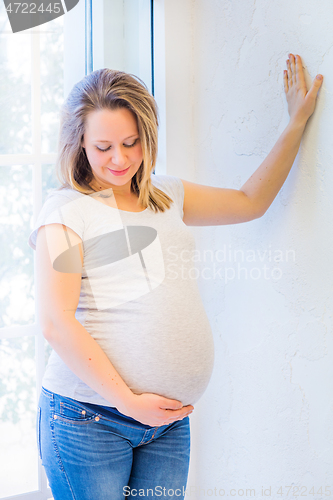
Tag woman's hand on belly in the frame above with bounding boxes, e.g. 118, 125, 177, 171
118, 392, 194, 427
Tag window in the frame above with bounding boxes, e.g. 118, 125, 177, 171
0, 1, 153, 498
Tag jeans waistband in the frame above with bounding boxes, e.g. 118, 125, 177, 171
40, 386, 154, 429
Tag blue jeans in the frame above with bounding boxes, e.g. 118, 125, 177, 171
37, 387, 191, 500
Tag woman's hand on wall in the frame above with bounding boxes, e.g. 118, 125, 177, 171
283, 53, 323, 127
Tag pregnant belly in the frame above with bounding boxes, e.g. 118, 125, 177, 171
102, 325, 215, 407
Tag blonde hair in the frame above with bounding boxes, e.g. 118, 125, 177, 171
55, 68, 173, 213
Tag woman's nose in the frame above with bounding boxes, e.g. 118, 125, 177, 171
111, 147, 127, 168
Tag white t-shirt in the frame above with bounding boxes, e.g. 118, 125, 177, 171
28, 174, 215, 407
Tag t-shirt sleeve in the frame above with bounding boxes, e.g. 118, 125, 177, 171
154, 174, 185, 219
27, 190, 85, 251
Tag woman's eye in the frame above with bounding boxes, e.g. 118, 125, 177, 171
95, 139, 139, 152
124, 138, 139, 148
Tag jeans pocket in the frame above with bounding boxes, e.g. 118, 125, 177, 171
55, 399, 99, 424
36, 406, 42, 460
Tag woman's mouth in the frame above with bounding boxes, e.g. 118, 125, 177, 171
107, 166, 130, 176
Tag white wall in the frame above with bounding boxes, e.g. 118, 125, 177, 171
155, 0, 333, 497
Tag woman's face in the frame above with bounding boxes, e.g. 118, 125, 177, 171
81, 107, 143, 195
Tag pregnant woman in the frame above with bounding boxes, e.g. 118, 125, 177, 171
28, 54, 322, 499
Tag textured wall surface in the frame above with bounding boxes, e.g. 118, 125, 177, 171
160, 0, 333, 497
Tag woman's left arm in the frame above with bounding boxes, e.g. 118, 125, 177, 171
181, 53, 323, 226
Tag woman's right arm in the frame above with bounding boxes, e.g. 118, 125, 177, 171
35, 223, 193, 426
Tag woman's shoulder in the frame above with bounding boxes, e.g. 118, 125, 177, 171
45, 186, 85, 203
28, 188, 87, 251
151, 173, 183, 196
41, 187, 90, 218
151, 173, 184, 215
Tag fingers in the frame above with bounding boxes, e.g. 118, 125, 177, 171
283, 53, 323, 122
289, 54, 297, 84
163, 404, 194, 424
284, 53, 309, 93
163, 409, 193, 425
163, 405, 193, 416
286, 57, 293, 85
306, 74, 324, 101
283, 70, 288, 94
159, 398, 183, 410
295, 54, 306, 87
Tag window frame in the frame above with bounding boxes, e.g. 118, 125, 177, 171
0, 5, 85, 500
0, 1, 155, 498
